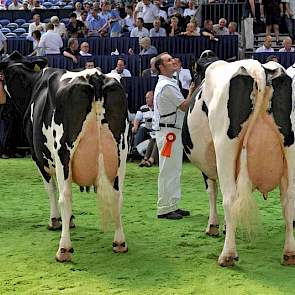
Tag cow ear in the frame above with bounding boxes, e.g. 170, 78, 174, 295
29, 57, 48, 72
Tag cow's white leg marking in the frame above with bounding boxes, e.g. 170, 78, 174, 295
55, 163, 73, 262
281, 149, 295, 265
206, 179, 219, 236
42, 177, 61, 230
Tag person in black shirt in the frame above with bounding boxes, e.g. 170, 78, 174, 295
66, 13, 85, 38
260, 0, 283, 45
63, 38, 79, 63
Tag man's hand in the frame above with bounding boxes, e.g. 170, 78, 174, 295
131, 126, 138, 133
188, 82, 196, 96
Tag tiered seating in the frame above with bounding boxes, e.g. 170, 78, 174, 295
253, 52, 295, 69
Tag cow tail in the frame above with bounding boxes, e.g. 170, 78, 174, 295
96, 152, 117, 230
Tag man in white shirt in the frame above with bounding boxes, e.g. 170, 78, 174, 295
39, 23, 63, 55
8, 0, 21, 10
279, 36, 295, 52
28, 14, 46, 37
149, 18, 166, 37
124, 5, 135, 32
173, 57, 192, 97
50, 16, 67, 38
153, 0, 167, 22
79, 42, 92, 56
130, 17, 149, 38
110, 58, 132, 77
255, 35, 274, 53
134, 0, 158, 29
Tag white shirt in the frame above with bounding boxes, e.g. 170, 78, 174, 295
286, 64, 295, 78
183, 8, 197, 17
53, 23, 67, 37
279, 47, 295, 52
39, 30, 63, 54
130, 27, 149, 38
149, 27, 166, 37
255, 45, 274, 53
156, 8, 167, 22
124, 15, 135, 31
28, 22, 46, 36
8, 2, 21, 9
0, 31, 6, 51
79, 51, 92, 56
153, 75, 185, 130
175, 68, 192, 90
110, 68, 132, 77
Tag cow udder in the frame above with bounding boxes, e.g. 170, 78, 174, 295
71, 116, 118, 187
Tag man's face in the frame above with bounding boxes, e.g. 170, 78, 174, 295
153, 20, 160, 30
284, 39, 292, 50
145, 92, 153, 106
219, 19, 226, 28
160, 54, 175, 75
116, 60, 125, 73
81, 43, 89, 52
85, 62, 95, 69
228, 23, 235, 33
173, 58, 181, 71
264, 37, 272, 48
136, 18, 143, 27
34, 15, 40, 24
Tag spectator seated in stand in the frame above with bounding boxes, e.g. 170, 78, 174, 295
173, 57, 192, 97
130, 17, 150, 38
110, 58, 132, 77
84, 60, 95, 69
201, 19, 218, 40
139, 36, 158, 55
88, 8, 108, 37
142, 56, 159, 77
149, 18, 167, 37
134, 0, 158, 30
28, 14, 46, 38
255, 35, 274, 53
213, 18, 229, 36
183, 0, 198, 18
123, 5, 135, 32
108, 3, 122, 37
279, 36, 295, 52
74, 2, 83, 19
63, 38, 79, 63
79, 41, 92, 56
8, 0, 22, 10
168, 0, 184, 18
180, 21, 200, 36
154, 0, 168, 23
266, 55, 279, 63
131, 90, 154, 157
51, 16, 67, 38
167, 16, 182, 36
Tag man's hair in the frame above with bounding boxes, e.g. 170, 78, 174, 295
154, 52, 167, 73
46, 22, 54, 31
32, 29, 41, 39
117, 57, 126, 65
266, 55, 278, 63
68, 37, 78, 47
69, 12, 77, 18
137, 17, 144, 24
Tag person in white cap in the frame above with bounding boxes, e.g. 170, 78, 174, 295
50, 16, 67, 38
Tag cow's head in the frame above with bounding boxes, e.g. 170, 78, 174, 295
192, 50, 219, 85
0, 51, 47, 114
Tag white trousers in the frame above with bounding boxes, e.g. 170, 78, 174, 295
155, 128, 183, 215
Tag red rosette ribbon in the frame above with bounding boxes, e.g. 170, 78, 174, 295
161, 132, 176, 157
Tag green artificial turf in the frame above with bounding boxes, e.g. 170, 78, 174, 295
0, 159, 295, 294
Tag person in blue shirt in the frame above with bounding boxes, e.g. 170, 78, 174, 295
108, 3, 122, 37
88, 9, 107, 36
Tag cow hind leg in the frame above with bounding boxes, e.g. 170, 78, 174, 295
96, 154, 127, 253
280, 180, 295, 265
43, 178, 61, 231
55, 173, 73, 262
205, 178, 219, 236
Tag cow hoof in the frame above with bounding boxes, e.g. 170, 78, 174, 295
47, 218, 62, 231
218, 255, 236, 267
206, 224, 219, 236
112, 242, 128, 253
282, 253, 295, 265
55, 247, 74, 262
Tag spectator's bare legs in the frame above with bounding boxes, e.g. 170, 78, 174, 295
273, 24, 280, 43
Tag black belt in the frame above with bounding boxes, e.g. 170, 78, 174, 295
159, 123, 180, 129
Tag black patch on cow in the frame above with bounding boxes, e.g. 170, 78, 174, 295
54, 141, 57, 149
113, 176, 119, 191
202, 101, 208, 116
53, 129, 56, 137
269, 74, 294, 147
202, 172, 209, 190
182, 86, 203, 154
227, 75, 253, 139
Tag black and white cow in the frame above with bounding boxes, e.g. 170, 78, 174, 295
183, 58, 295, 266
0, 52, 129, 261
